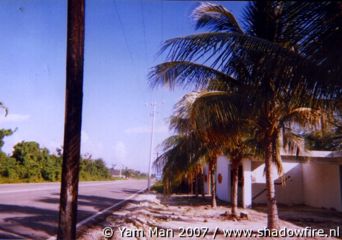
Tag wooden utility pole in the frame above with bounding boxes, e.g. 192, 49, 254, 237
57, 0, 85, 239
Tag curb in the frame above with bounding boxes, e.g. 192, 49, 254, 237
47, 188, 146, 240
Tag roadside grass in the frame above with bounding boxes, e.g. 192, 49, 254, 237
151, 180, 163, 193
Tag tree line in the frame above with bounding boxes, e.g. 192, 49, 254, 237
0, 129, 111, 183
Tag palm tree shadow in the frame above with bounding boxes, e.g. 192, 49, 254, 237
119, 188, 145, 194
0, 203, 93, 239
253, 203, 342, 236
39, 194, 128, 212
0, 194, 131, 239
157, 194, 227, 207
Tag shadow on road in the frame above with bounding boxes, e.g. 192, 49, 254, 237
157, 194, 228, 207
39, 193, 125, 212
118, 188, 145, 195
0, 194, 129, 239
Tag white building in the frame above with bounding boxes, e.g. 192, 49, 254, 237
203, 151, 342, 212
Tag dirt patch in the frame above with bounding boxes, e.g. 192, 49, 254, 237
79, 193, 340, 240
254, 204, 342, 238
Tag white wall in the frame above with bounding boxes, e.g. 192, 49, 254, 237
216, 156, 230, 202
214, 157, 253, 208
303, 162, 342, 211
275, 163, 304, 205
207, 153, 342, 212
252, 161, 304, 205
242, 159, 252, 208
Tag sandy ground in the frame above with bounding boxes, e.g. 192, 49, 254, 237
79, 193, 341, 240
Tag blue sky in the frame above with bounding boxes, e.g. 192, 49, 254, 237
0, 0, 246, 172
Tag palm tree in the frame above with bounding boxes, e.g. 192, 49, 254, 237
155, 92, 225, 207
150, 2, 327, 229
57, 0, 85, 239
170, 90, 256, 212
154, 133, 209, 194
286, 2, 342, 84
189, 90, 260, 217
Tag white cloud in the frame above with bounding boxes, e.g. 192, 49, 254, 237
0, 113, 30, 123
124, 125, 168, 134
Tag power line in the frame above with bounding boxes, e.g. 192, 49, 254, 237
113, 0, 134, 64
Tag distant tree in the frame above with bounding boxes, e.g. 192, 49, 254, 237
12, 141, 44, 181
80, 157, 110, 180
0, 139, 110, 183
0, 128, 15, 152
305, 131, 341, 151
0, 153, 19, 180
41, 149, 62, 181
93, 159, 110, 178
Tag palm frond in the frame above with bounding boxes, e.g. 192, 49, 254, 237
281, 107, 322, 131
282, 128, 305, 156
193, 2, 243, 33
159, 32, 333, 98
149, 61, 241, 90
190, 91, 238, 132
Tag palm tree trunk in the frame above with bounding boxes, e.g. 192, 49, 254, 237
57, 0, 85, 239
201, 167, 205, 198
195, 172, 199, 197
209, 159, 217, 208
231, 160, 239, 217
163, 179, 168, 194
208, 167, 211, 196
189, 173, 194, 194
265, 139, 279, 229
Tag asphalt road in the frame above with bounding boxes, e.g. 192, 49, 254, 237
0, 179, 147, 239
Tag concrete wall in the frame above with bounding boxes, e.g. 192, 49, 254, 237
302, 162, 342, 211
216, 156, 230, 202
242, 159, 252, 208
252, 161, 304, 205
204, 153, 342, 212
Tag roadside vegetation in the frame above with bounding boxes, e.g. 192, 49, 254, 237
150, 1, 342, 230
0, 128, 112, 183
121, 168, 148, 179
151, 181, 163, 193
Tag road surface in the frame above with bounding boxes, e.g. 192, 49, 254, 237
0, 179, 147, 239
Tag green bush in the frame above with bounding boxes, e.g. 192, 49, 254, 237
0, 140, 113, 183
